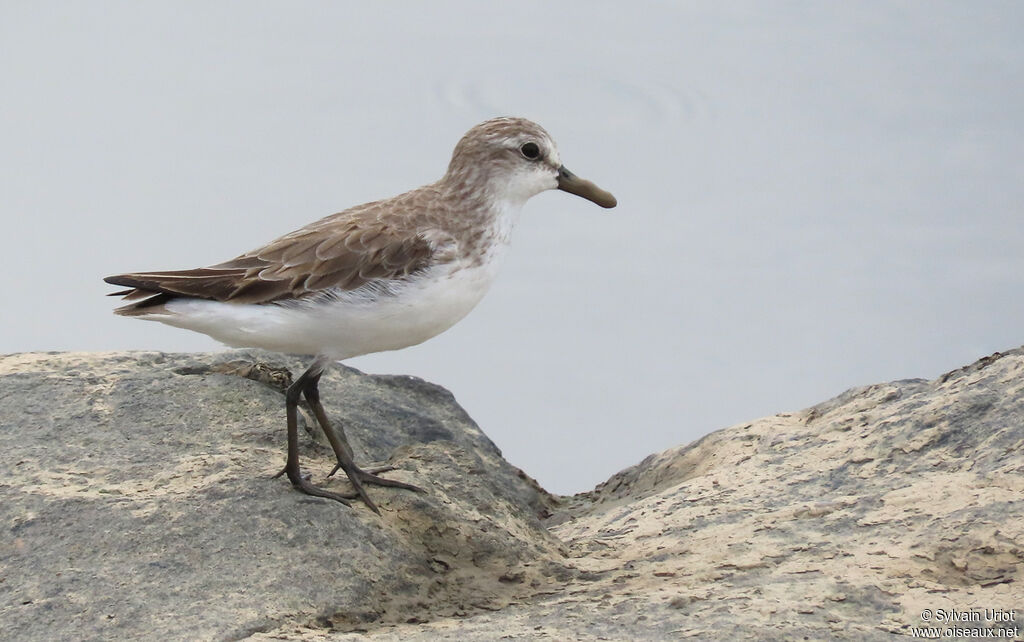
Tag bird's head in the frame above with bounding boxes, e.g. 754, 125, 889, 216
444, 117, 617, 210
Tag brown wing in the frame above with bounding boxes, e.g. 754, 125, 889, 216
105, 214, 439, 312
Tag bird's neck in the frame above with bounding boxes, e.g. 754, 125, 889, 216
431, 176, 523, 261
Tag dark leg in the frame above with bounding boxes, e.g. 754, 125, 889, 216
278, 362, 352, 506
300, 365, 424, 514
322, 420, 393, 476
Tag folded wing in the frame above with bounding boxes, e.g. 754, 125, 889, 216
105, 217, 436, 313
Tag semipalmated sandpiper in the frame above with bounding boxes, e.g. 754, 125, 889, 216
106, 117, 616, 511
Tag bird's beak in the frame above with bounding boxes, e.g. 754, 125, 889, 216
557, 166, 617, 209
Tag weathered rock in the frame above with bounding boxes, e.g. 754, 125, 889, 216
537, 349, 1024, 640
0, 351, 564, 641
2, 348, 1023, 640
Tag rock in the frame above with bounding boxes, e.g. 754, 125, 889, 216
538, 348, 1024, 640
0, 351, 564, 640
2, 349, 1023, 640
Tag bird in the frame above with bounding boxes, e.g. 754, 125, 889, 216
105, 117, 617, 512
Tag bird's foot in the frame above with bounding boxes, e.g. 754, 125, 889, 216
328, 462, 424, 493
290, 475, 353, 506
275, 466, 352, 506
352, 467, 425, 493
327, 461, 394, 477
272, 467, 311, 482
329, 462, 425, 514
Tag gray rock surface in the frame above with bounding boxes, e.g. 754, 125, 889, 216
2, 349, 1023, 640
0, 351, 564, 641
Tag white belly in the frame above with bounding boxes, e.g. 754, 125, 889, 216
142, 257, 503, 359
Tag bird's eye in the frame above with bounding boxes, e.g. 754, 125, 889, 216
520, 142, 541, 160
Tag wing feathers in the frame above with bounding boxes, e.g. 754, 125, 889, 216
106, 185, 459, 311
105, 222, 440, 310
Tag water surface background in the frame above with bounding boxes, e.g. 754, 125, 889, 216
3, 2, 1022, 494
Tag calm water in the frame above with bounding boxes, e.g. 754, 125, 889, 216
3, 2, 1023, 493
